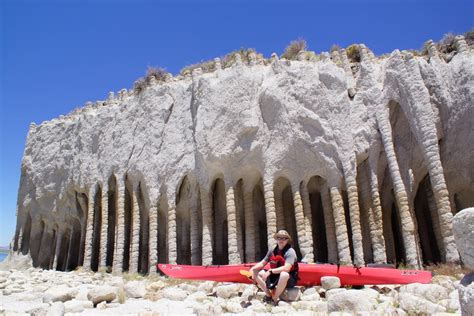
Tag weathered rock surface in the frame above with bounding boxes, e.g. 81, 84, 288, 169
10, 38, 473, 272
453, 207, 474, 269
321, 276, 341, 290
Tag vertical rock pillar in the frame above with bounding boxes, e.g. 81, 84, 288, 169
200, 187, 213, 265
263, 178, 277, 249
226, 183, 240, 264
243, 185, 256, 262
321, 186, 338, 263
52, 229, 62, 270
376, 104, 419, 267
292, 182, 311, 263
190, 185, 200, 265
112, 182, 125, 273
129, 187, 140, 272
168, 196, 177, 265
344, 174, 365, 266
148, 204, 158, 272
83, 187, 95, 270
300, 182, 314, 263
99, 183, 109, 269
329, 186, 352, 265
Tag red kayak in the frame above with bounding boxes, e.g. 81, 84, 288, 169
157, 263, 432, 286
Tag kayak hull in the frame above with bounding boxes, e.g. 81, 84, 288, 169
157, 263, 432, 286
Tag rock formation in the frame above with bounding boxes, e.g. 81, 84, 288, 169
10, 36, 474, 273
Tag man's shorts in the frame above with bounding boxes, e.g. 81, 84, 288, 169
265, 271, 298, 290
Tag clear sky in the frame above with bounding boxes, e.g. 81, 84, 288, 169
0, 0, 472, 247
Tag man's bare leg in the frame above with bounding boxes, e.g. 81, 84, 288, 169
254, 269, 271, 297
272, 271, 290, 302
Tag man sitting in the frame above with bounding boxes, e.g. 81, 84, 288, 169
249, 230, 298, 305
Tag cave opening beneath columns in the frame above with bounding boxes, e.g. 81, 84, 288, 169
157, 195, 169, 264
106, 176, 117, 268
357, 162, 375, 264
122, 180, 133, 271
75, 192, 88, 266
49, 228, 57, 269
212, 178, 228, 265
454, 189, 474, 214
307, 176, 328, 263
67, 218, 82, 271
235, 179, 245, 262
137, 183, 149, 274
91, 185, 102, 272
31, 219, 45, 267
381, 184, 405, 265
341, 190, 354, 263
41, 226, 57, 269
177, 176, 191, 265
414, 174, 441, 265
253, 180, 267, 261
57, 229, 70, 271
20, 212, 32, 255
275, 177, 302, 259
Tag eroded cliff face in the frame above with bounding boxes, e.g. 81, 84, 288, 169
12, 36, 474, 273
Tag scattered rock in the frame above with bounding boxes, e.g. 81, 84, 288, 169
125, 280, 147, 298
215, 283, 239, 299
48, 302, 65, 316
453, 208, 474, 269
328, 289, 377, 313
42, 285, 77, 303
321, 276, 341, 290
398, 292, 446, 314
87, 285, 117, 305
399, 283, 449, 303
162, 287, 188, 301
64, 300, 85, 313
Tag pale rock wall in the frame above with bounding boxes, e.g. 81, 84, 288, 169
11, 37, 474, 272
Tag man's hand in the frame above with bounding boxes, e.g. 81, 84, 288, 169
262, 270, 271, 282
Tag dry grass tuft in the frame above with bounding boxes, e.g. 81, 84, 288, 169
464, 28, 474, 46
330, 44, 341, 53
281, 39, 307, 60
436, 32, 457, 54
346, 44, 361, 63
133, 66, 169, 94
425, 263, 470, 278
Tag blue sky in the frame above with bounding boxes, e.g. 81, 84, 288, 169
0, 0, 472, 247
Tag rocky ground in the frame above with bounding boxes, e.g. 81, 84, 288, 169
0, 256, 467, 315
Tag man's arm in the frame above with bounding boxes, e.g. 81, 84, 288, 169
268, 262, 292, 274
249, 259, 268, 272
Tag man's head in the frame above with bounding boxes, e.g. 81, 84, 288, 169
274, 230, 292, 248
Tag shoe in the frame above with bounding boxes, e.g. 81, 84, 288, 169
271, 299, 280, 306
262, 295, 272, 303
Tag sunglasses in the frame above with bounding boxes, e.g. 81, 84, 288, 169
276, 237, 289, 241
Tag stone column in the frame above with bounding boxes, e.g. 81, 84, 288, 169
200, 187, 213, 265
100, 183, 109, 268
321, 186, 338, 263
274, 185, 284, 230
425, 183, 444, 256
329, 186, 352, 265
83, 187, 95, 270
148, 204, 158, 272
112, 182, 125, 273
52, 229, 62, 270
300, 182, 314, 263
243, 188, 256, 262
345, 175, 365, 266
292, 182, 310, 262
168, 197, 177, 265
263, 179, 277, 249
359, 164, 387, 264
377, 106, 419, 267
190, 186, 200, 265
226, 184, 240, 264
129, 188, 140, 272
402, 52, 458, 263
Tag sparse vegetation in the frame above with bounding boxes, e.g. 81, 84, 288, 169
464, 27, 474, 46
346, 44, 361, 63
281, 39, 307, 60
133, 66, 169, 94
330, 44, 341, 53
425, 263, 470, 278
436, 32, 457, 54
221, 48, 258, 68
180, 59, 216, 75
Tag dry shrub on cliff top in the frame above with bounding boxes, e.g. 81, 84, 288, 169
436, 32, 457, 54
180, 59, 216, 75
346, 44, 361, 63
133, 66, 169, 94
464, 28, 474, 46
281, 39, 307, 60
221, 48, 257, 68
